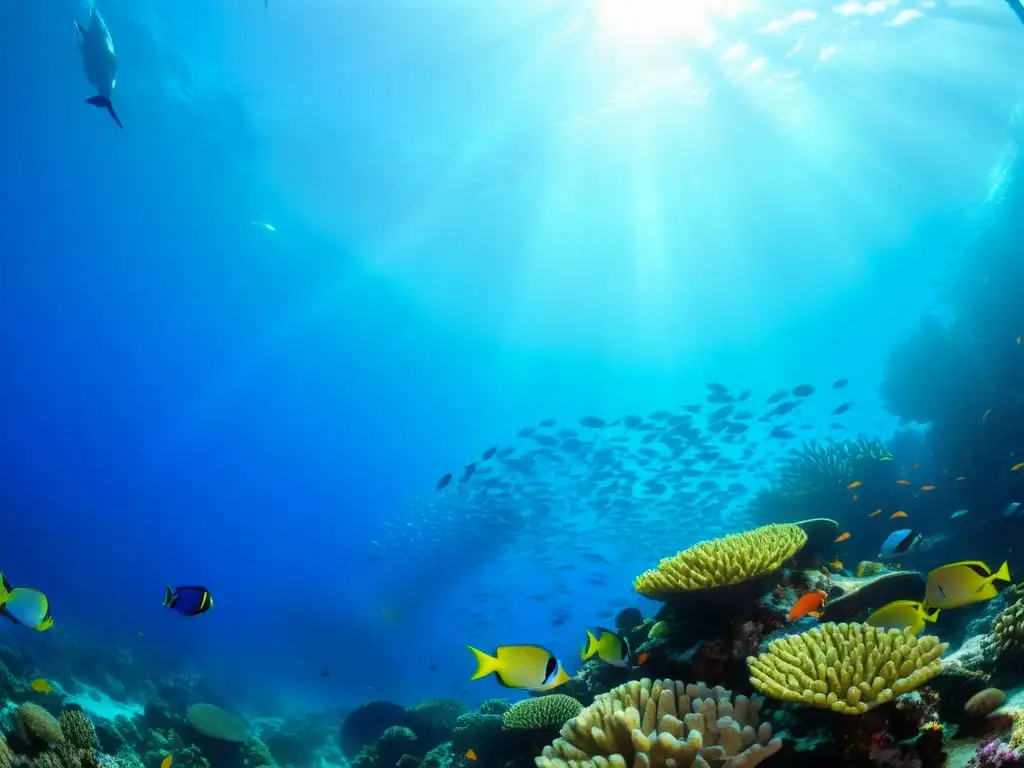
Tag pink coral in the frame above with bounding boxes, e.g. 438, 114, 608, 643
968, 740, 1024, 768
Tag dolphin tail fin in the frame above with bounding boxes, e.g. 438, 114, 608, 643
85, 96, 123, 128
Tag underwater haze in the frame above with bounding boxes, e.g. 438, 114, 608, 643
0, 0, 1022, 719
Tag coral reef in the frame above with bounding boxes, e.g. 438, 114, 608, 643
747, 622, 947, 714
502, 697, 582, 730
634, 524, 807, 597
536, 678, 781, 768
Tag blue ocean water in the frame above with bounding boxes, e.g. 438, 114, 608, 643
0, 0, 1022, 725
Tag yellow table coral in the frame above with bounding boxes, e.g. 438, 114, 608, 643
535, 678, 782, 768
747, 622, 947, 715
634, 523, 807, 597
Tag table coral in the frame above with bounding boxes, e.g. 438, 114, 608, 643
536, 678, 781, 768
634, 524, 807, 597
746, 622, 947, 714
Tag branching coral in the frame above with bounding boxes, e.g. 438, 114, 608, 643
58, 710, 98, 751
634, 524, 807, 597
536, 678, 781, 768
503, 696, 583, 730
746, 622, 947, 714
773, 437, 892, 495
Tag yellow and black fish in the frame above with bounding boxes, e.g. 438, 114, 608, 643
865, 600, 939, 636
580, 628, 630, 667
925, 561, 1011, 609
163, 586, 213, 617
467, 644, 571, 691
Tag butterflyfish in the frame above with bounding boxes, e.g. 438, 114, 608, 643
0, 572, 53, 631
30, 678, 52, 693
865, 601, 940, 637
580, 628, 630, 667
890, 511, 908, 519
925, 561, 1011, 609
878, 529, 925, 561
788, 590, 827, 621
163, 586, 213, 617
467, 644, 571, 691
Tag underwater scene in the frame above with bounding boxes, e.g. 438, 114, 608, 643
6, 0, 1024, 767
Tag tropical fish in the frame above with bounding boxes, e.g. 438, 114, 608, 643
865, 601, 940, 636
951, 509, 969, 519
467, 644, 571, 691
163, 586, 214, 617
896, 480, 911, 485
869, 509, 883, 517
1013, 463, 1024, 472
0, 572, 53, 631
878, 529, 925, 561
580, 628, 630, 667
436, 473, 452, 490
957, 476, 967, 481
29, 679, 52, 694
846, 481, 862, 489
1003, 502, 1023, 518
832, 403, 852, 416
161, 756, 173, 768
792, 384, 815, 397
828, 556, 843, 570
788, 590, 827, 621
890, 511, 908, 519
926, 561, 1011, 609
636, 652, 650, 665
74, 8, 123, 127
834, 532, 851, 543
481, 446, 497, 461
464, 750, 478, 761
920, 485, 936, 491
832, 379, 848, 389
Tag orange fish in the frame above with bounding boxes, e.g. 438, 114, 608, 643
896, 479, 911, 485
788, 590, 827, 621
912, 463, 920, 469
834, 532, 851, 542
465, 750, 478, 761
920, 485, 936, 491
846, 481, 862, 489
1013, 463, 1024, 472
957, 476, 967, 481
636, 652, 650, 665
161, 756, 173, 768
890, 511, 908, 519
869, 509, 882, 517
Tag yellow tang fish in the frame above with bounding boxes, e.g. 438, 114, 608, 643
161, 755, 173, 768
926, 561, 1011, 609
865, 601, 939, 637
30, 678, 51, 694
467, 644, 571, 691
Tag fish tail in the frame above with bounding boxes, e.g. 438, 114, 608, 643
0, 574, 8, 605
84, 95, 124, 128
466, 646, 501, 681
580, 630, 599, 660
993, 561, 1012, 585
923, 606, 940, 623
162, 586, 174, 607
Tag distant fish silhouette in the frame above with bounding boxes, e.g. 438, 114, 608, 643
74, 8, 123, 128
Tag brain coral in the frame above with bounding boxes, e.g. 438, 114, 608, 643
503, 696, 583, 730
18, 703, 62, 746
536, 678, 781, 768
186, 704, 246, 742
747, 622, 947, 715
634, 524, 807, 597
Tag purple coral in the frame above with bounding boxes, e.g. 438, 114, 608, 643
968, 740, 1024, 768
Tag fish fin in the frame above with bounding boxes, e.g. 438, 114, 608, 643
84, 95, 123, 128
808, 611, 822, 619
74, 21, 86, 43
924, 607, 940, 622
580, 630, 598, 660
0, 572, 9, 604
163, 586, 174, 607
466, 646, 501, 681
993, 561, 1012, 585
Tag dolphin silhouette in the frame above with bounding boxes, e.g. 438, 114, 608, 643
74, 7, 122, 128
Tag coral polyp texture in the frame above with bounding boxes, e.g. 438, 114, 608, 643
746, 622, 948, 715
994, 588, 1024, 651
503, 695, 583, 730
535, 678, 782, 768
633, 524, 807, 597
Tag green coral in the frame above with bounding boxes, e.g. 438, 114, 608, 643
18, 703, 62, 746
58, 710, 98, 751
502, 696, 583, 730
478, 699, 510, 716
0, 735, 12, 768
243, 737, 275, 767
421, 743, 454, 768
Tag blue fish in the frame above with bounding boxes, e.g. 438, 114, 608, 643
163, 585, 214, 617
0, 571, 53, 631
878, 529, 925, 561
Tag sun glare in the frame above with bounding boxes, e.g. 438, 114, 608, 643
596, 0, 735, 45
